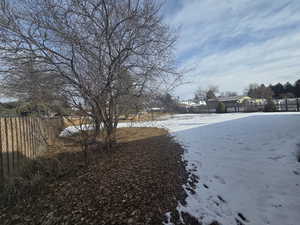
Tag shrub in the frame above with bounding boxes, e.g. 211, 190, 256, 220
216, 102, 226, 113
263, 99, 276, 112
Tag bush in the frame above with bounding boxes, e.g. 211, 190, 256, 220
216, 102, 226, 113
263, 99, 276, 112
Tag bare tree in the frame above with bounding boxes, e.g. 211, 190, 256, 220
246, 83, 274, 99
0, 0, 180, 150
206, 85, 219, 99
63, 115, 94, 165
194, 87, 206, 102
155, 92, 178, 113
194, 85, 219, 101
0, 53, 68, 115
219, 91, 238, 98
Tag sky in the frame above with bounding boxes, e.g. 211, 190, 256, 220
1, 0, 300, 102
163, 0, 300, 99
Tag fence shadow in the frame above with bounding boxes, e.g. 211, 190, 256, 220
1, 151, 34, 179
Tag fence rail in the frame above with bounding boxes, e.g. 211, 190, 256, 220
0, 116, 63, 181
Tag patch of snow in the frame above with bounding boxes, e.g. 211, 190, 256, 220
163, 212, 174, 225
119, 113, 253, 133
162, 112, 300, 225
60, 124, 95, 137
60, 113, 251, 136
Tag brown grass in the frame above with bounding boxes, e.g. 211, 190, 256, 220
63, 112, 170, 128
63, 116, 92, 127
119, 112, 170, 122
116, 127, 168, 143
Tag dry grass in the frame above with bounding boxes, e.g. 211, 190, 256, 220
63, 116, 92, 127
63, 112, 170, 128
116, 127, 168, 143
118, 112, 170, 123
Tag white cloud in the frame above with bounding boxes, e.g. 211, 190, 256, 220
164, 0, 300, 98
175, 32, 300, 98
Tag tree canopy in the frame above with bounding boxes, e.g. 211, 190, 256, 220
0, 0, 180, 148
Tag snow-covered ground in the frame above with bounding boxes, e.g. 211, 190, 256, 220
160, 113, 300, 225
61, 112, 300, 225
60, 124, 95, 137
60, 113, 251, 137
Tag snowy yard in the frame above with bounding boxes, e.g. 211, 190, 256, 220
61, 112, 300, 225
161, 113, 300, 225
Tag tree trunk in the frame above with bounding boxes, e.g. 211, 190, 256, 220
92, 117, 101, 142
104, 123, 117, 151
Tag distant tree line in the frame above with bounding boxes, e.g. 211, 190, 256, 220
245, 79, 300, 99
269, 80, 300, 98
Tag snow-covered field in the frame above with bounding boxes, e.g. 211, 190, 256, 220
61, 112, 300, 225
160, 113, 300, 225
60, 113, 251, 136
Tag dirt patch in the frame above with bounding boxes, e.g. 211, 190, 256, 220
0, 127, 195, 225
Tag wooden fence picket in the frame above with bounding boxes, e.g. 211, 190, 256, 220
15, 117, 20, 165
10, 117, 15, 170
4, 118, 10, 175
0, 116, 63, 179
0, 119, 3, 180
22, 118, 27, 159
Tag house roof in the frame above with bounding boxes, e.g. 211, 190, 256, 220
207, 96, 251, 103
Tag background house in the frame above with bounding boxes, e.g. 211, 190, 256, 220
207, 96, 251, 112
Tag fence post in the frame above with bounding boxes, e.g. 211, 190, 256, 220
29, 117, 35, 157
28, 117, 32, 158
0, 118, 4, 180
29, 117, 33, 158
19, 117, 23, 158
285, 98, 288, 111
15, 117, 20, 165
25, 117, 31, 158
34, 118, 38, 156
297, 98, 300, 112
4, 118, 10, 175
9, 117, 15, 170
22, 117, 27, 158
31, 118, 36, 157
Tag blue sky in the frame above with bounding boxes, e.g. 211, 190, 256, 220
163, 0, 300, 99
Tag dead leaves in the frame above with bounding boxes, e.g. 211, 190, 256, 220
1, 128, 189, 225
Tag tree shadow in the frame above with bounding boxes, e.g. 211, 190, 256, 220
0, 128, 199, 225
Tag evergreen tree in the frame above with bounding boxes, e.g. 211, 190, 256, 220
283, 82, 295, 97
270, 83, 284, 98
294, 79, 300, 97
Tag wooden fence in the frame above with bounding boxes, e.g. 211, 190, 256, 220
0, 116, 63, 180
